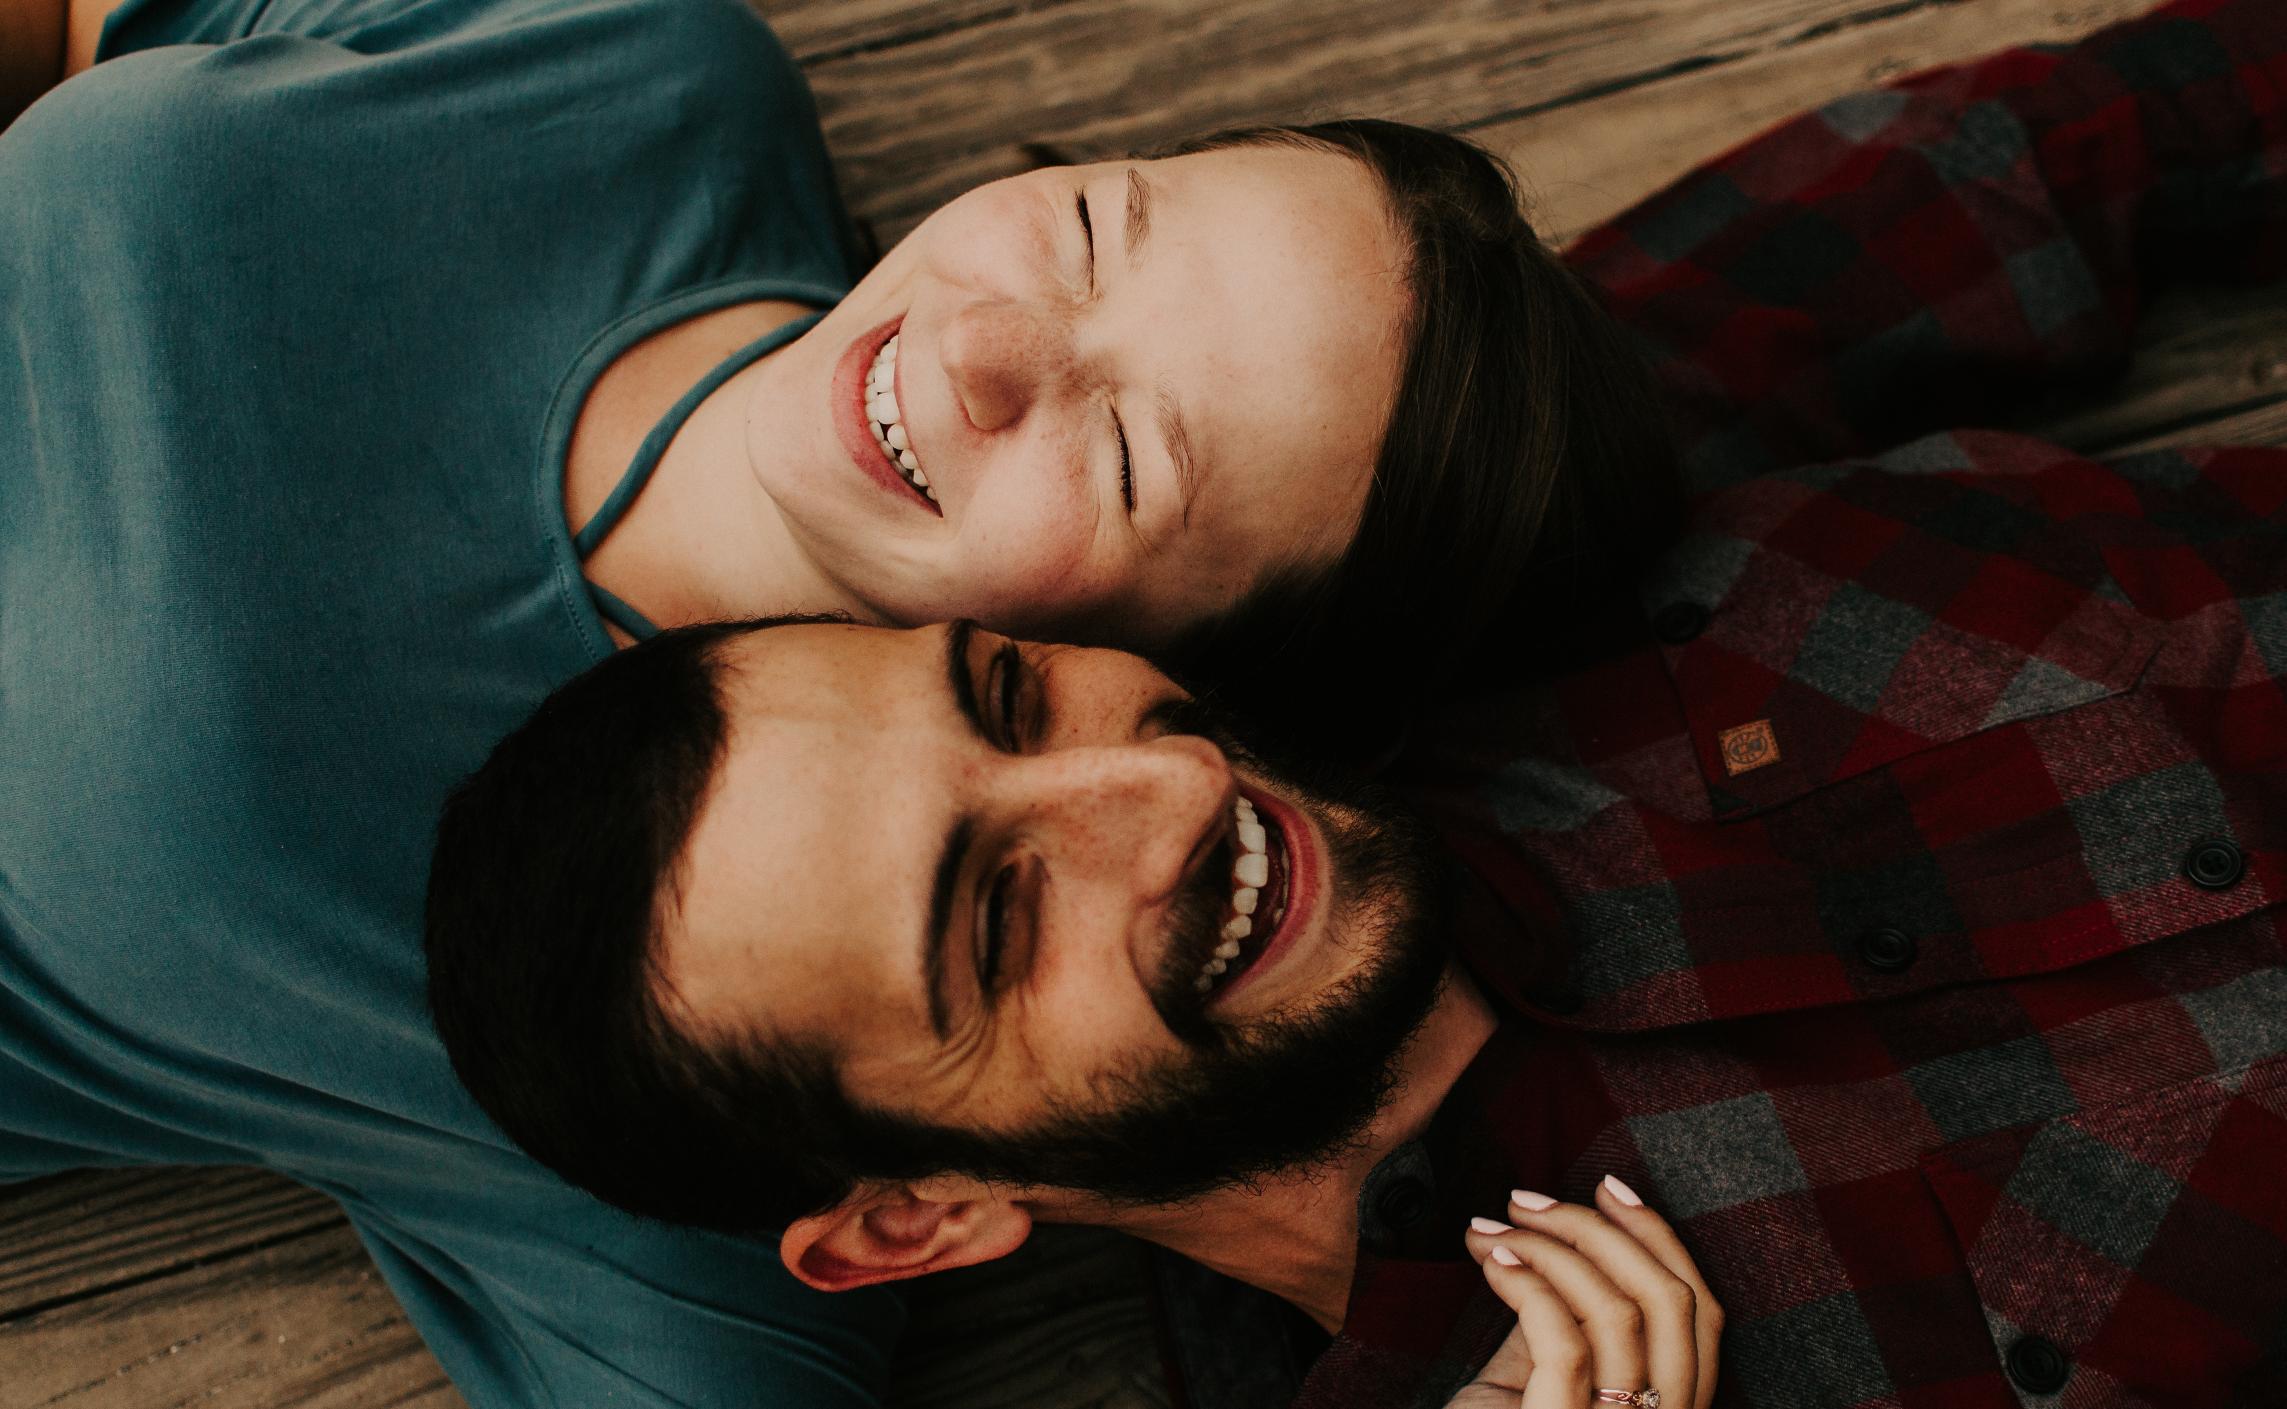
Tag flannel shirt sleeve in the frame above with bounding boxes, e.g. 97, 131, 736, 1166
1567, 0, 2287, 490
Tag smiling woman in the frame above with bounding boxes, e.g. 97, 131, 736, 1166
561, 115, 1682, 743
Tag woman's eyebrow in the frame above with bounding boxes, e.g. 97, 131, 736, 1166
1157, 382, 1200, 527
1124, 167, 1152, 269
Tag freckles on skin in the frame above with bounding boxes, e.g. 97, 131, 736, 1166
953, 487, 1118, 630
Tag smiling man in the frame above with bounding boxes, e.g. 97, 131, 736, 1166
427, 614, 1490, 1330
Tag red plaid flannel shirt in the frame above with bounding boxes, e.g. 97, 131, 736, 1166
1274, 2, 2287, 1404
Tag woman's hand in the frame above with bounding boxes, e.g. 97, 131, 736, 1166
1446, 1175, 1722, 1409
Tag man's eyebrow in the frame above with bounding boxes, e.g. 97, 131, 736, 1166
1124, 167, 1151, 269
1156, 382, 1200, 528
924, 618, 988, 1041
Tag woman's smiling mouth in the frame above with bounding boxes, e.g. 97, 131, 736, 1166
834, 317, 940, 515
864, 334, 935, 504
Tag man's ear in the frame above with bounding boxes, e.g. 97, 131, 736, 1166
779, 1179, 1033, 1292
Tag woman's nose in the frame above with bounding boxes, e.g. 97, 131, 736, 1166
939, 298, 1065, 433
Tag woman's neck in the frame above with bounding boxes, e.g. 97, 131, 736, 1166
564, 299, 871, 640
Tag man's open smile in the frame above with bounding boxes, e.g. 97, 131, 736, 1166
1188, 791, 1287, 996
1160, 776, 1322, 1020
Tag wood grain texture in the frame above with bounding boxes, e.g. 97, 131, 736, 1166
0, 1172, 1168, 1409
756, 0, 1059, 63
2014, 282, 2287, 453
0, 1169, 341, 1316
802, 0, 2132, 244
1487, 0, 2155, 242
4, 1224, 458, 1409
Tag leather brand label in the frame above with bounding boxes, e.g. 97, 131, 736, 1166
1719, 720, 1781, 775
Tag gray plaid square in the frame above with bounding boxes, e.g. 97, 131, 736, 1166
1984, 656, 2119, 729
1643, 532, 1756, 620
2005, 240, 2101, 338
1908, 1036, 2078, 1143
1486, 758, 1623, 835
1876, 432, 1975, 474
1819, 89, 1908, 143
2244, 591, 2287, 683
2176, 967, 2287, 1076
1923, 99, 2031, 184
1789, 582, 1931, 714
2065, 762, 2231, 897
2006, 1121, 2181, 1270
1629, 1093, 1809, 1220
1629, 170, 1754, 263
1725, 1291, 1895, 1406
1568, 883, 1692, 1000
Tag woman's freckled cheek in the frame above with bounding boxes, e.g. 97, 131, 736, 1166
960, 500, 1110, 619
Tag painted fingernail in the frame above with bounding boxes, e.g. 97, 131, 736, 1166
1469, 1216, 1512, 1235
1489, 1245, 1522, 1266
1602, 1174, 1644, 1207
1510, 1188, 1557, 1212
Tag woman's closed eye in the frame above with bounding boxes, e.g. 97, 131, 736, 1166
1075, 187, 1138, 516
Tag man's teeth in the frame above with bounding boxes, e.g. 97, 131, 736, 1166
1195, 796, 1270, 994
865, 334, 933, 502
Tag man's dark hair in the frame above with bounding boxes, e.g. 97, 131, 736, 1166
425, 617, 868, 1230
1147, 119, 1683, 749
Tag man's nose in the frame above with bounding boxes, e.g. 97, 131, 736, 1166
939, 298, 1067, 433
1005, 733, 1231, 900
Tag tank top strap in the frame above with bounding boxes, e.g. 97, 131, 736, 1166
587, 581, 663, 642
573, 309, 826, 596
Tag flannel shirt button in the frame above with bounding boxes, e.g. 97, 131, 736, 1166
2183, 838, 2246, 891
1373, 1177, 1433, 1234
1651, 602, 1710, 644
2005, 1335, 2071, 1394
1858, 927, 1918, 973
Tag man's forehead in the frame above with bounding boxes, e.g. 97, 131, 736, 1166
661, 623, 946, 1042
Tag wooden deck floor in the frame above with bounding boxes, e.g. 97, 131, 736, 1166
7, 0, 2286, 1405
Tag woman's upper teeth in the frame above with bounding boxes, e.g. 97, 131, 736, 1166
865, 335, 934, 502
1196, 796, 1270, 992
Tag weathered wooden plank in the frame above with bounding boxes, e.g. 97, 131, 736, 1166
2013, 282, 2287, 455
0, 1171, 1163, 1409
0, 1168, 341, 1316
2106, 391, 2287, 453
1485, 0, 2156, 243
799, 0, 2144, 244
2, 1224, 461, 1409
756, 0, 1055, 64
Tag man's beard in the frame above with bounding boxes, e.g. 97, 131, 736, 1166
865, 697, 1453, 1207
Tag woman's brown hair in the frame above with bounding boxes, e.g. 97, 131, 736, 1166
1154, 120, 1684, 752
